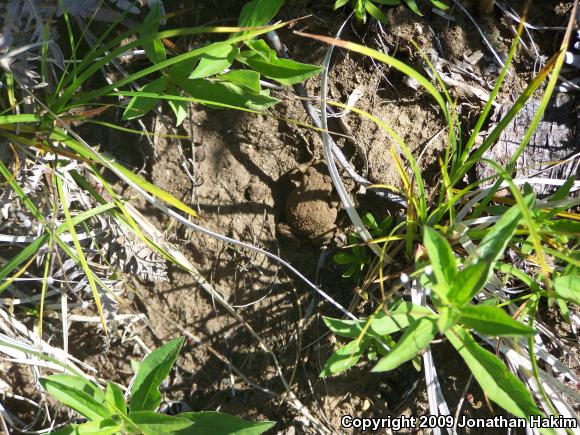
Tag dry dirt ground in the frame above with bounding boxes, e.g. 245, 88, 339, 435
3, 0, 578, 433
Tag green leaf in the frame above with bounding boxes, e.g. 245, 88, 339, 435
122, 77, 167, 120
177, 78, 278, 111
219, 70, 262, 94
423, 227, 457, 290
446, 326, 543, 418
128, 411, 192, 434
547, 177, 575, 203
473, 194, 534, 264
323, 317, 365, 339
402, 0, 423, 15
546, 220, 580, 237
459, 305, 536, 337
245, 40, 273, 61
449, 260, 491, 306
166, 82, 188, 126
333, 252, 355, 265
365, 1, 390, 25
362, 212, 378, 230
60, 22, 287, 110
451, 195, 535, 305
130, 337, 184, 412
189, 43, 238, 80
553, 273, 580, 305
320, 340, 367, 377
168, 98, 188, 126
372, 316, 437, 372
50, 420, 122, 435
141, 2, 166, 64
46, 425, 77, 435
437, 306, 461, 333
354, 0, 366, 21
370, 302, 432, 336
237, 43, 322, 86
44, 374, 105, 404
556, 298, 570, 323
40, 377, 110, 421
175, 411, 276, 435
378, 216, 394, 233
342, 263, 358, 278
218, 80, 276, 107
429, 0, 449, 10
238, 0, 285, 27
75, 420, 121, 435
105, 382, 127, 416
169, 57, 200, 80
334, 0, 351, 9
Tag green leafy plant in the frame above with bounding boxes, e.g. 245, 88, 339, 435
334, 0, 449, 23
41, 337, 275, 434
333, 233, 372, 280
306, 4, 580, 425
121, 1, 322, 125
323, 188, 579, 422
333, 212, 392, 280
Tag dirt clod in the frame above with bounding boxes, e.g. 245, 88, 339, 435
284, 164, 339, 242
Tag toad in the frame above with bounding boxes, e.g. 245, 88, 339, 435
283, 164, 340, 243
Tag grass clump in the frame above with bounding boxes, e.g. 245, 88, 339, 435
311, 2, 579, 423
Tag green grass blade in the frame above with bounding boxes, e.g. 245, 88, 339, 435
472, 26, 574, 218
55, 172, 108, 333
452, 53, 558, 187
457, 16, 524, 170
0, 114, 42, 124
